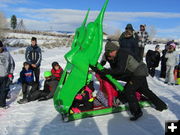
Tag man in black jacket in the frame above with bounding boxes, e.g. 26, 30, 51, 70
118, 24, 140, 61
25, 37, 42, 87
97, 41, 167, 121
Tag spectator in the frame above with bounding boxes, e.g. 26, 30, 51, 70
51, 61, 63, 81
137, 24, 150, 61
146, 45, 161, 77
160, 43, 169, 78
3, 47, 15, 99
25, 37, 42, 87
0, 41, 15, 108
165, 42, 179, 85
17, 62, 38, 104
38, 71, 59, 101
118, 24, 140, 61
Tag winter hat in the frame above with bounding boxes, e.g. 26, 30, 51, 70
125, 24, 134, 31
52, 61, 59, 67
166, 41, 174, 46
0, 40, 3, 47
169, 42, 176, 48
44, 71, 52, 78
105, 41, 119, 54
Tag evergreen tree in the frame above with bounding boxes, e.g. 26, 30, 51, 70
11, 15, 17, 30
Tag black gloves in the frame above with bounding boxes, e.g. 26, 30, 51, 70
7, 74, 14, 86
101, 68, 111, 75
90, 65, 110, 75
90, 66, 100, 74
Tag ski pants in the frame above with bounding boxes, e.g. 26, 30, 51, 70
160, 63, 166, 78
165, 65, 175, 84
22, 82, 38, 100
32, 67, 40, 84
124, 76, 166, 115
138, 47, 145, 61
148, 67, 156, 77
0, 76, 8, 107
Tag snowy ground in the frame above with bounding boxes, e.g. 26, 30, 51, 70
0, 44, 180, 135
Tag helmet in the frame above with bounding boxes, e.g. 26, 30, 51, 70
44, 71, 52, 78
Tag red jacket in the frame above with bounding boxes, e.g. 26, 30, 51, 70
51, 67, 63, 81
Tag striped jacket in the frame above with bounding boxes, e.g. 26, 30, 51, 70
25, 45, 42, 67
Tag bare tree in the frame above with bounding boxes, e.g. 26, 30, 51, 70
0, 12, 7, 39
16, 19, 26, 31
147, 25, 157, 40
107, 29, 121, 41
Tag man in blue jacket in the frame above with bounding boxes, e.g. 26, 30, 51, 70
25, 37, 42, 87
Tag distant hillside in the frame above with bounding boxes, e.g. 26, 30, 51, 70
3, 30, 74, 48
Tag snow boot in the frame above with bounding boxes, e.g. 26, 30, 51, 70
155, 104, 168, 112
17, 98, 28, 104
130, 111, 143, 121
0, 105, 9, 109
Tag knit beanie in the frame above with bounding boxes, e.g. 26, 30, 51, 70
169, 42, 176, 49
105, 41, 119, 53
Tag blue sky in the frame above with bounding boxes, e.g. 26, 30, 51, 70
0, 0, 180, 39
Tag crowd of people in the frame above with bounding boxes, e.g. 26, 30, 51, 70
0, 23, 179, 121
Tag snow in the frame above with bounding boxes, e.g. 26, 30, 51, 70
0, 44, 180, 135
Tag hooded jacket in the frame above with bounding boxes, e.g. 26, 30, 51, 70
0, 48, 14, 77
20, 68, 34, 84
25, 45, 42, 67
165, 51, 179, 66
119, 30, 140, 60
146, 50, 160, 68
51, 67, 63, 81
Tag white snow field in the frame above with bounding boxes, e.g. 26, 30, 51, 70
0, 44, 180, 135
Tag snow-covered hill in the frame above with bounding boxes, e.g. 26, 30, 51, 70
0, 45, 180, 135
4, 32, 73, 48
